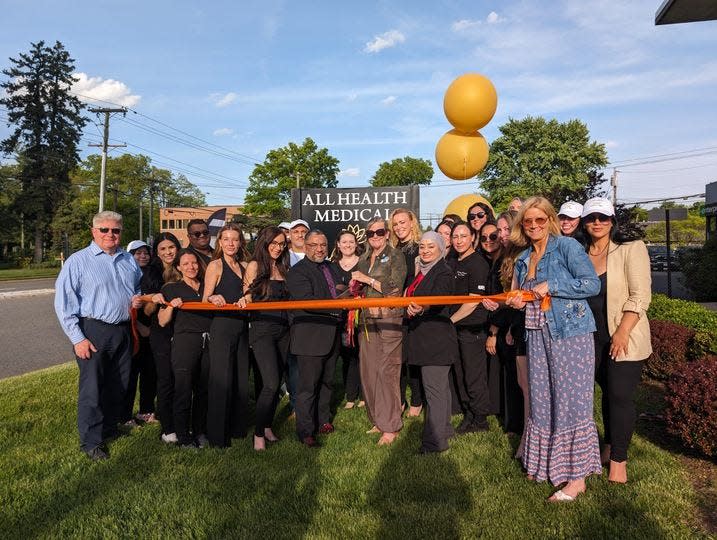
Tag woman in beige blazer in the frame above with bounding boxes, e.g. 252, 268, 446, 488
582, 198, 652, 484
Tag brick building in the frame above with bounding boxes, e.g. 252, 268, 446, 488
160, 205, 243, 246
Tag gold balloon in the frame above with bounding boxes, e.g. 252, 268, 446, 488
443, 73, 498, 133
435, 129, 489, 180
444, 194, 494, 221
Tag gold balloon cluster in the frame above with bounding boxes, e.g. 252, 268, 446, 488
435, 73, 497, 181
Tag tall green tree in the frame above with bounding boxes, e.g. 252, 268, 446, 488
370, 156, 433, 186
478, 116, 608, 210
1, 41, 86, 262
243, 137, 340, 217
52, 153, 206, 252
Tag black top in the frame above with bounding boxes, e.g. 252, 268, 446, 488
251, 279, 289, 326
161, 280, 212, 334
397, 240, 418, 288
448, 251, 490, 327
214, 257, 245, 303
588, 272, 609, 347
143, 264, 172, 340
187, 246, 212, 269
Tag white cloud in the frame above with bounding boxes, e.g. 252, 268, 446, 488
339, 168, 360, 177
364, 30, 405, 53
346, 92, 358, 102
213, 127, 234, 136
209, 92, 238, 108
381, 95, 397, 106
72, 72, 140, 107
486, 11, 502, 24
451, 19, 480, 32
605, 140, 619, 149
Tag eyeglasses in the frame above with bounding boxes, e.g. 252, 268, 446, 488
190, 230, 210, 238
480, 232, 498, 242
269, 241, 286, 249
97, 227, 121, 235
522, 217, 548, 227
366, 228, 387, 239
468, 211, 486, 221
583, 213, 612, 224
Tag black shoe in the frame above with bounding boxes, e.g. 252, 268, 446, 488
85, 446, 109, 461
418, 446, 447, 455
456, 416, 474, 434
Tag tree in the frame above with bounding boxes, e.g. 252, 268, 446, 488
478, 116, 608, 210
1, 41, 86, 262
243, 138, 340, 217
52, 153, 206, 252
370, 156, 433, 186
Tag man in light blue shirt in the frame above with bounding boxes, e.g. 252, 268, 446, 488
55, 211, 144, 461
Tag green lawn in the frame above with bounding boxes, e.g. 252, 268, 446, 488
0, 267, 59, 280
0, 363, 709, 539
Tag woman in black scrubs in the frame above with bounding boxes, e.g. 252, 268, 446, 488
157, 249, 212, 449
243, 226, 291, 451
448, 223, 492, 434
406, 232, 459, 454
203, 223, 251, 448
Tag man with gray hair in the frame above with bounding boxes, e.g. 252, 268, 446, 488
55, 211, 144, 461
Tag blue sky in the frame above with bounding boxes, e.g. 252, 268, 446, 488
2, 0, 717, 224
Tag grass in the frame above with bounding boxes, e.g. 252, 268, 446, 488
0, 267, 59, 280
0, 362, 711, 539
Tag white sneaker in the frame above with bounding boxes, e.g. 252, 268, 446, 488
161, 432, 178, 444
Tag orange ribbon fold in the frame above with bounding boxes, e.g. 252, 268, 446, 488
153, 290, 550, 312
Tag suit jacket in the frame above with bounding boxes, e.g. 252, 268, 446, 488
606, 240, 652, 361
286, 257, 344, 357
406, 260, 459, 367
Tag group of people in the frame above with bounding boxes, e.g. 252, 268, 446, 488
55, 194, 652, 503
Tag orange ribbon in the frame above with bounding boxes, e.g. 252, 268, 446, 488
154, 290, 550, 312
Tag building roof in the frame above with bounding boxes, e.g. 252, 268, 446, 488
655, 0, 717, 25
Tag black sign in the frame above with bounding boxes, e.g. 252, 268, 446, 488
291, 185, 420, 246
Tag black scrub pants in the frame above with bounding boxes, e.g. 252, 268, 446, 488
453, 327, 491, 425
172, 332, 210, 445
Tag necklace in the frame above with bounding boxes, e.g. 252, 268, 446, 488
589, 242, 609, 257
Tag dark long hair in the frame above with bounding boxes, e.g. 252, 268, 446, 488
247, 226, 289, 300
331, 230, 364, 263
173, 248, 205, 282
478, 222, 503, 263
581, 209, 643, 250
150, 232, 182, 284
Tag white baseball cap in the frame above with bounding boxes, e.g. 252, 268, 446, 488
557, 201, 583, 219
278, 221, 291, 230
289, 219, 310, 229
126, 240, 149, 252
581, 197, 615, 218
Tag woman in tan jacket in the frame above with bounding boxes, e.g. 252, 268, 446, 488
582, 198, 652, 484
352, 217, 407, 445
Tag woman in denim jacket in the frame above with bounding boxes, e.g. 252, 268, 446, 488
507, 197, 602, 502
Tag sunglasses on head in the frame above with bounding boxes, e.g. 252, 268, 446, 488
583, 213, 612, 224
97, 227, 121, 235
468, 211, 487, 221
480, 232, 498, 242
191, 230, 210, 238
366, 228, 387, 239
522, 217, 547, 227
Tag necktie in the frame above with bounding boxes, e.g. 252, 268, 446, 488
319, 263, 338, 298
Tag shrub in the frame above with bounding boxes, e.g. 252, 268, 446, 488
680, 237, 717, 301
664, 355, 717, 457
646, 320, 695, 380
648, 294, 717, 356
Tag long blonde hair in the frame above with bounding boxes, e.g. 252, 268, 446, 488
509, 196, 561, 249
389, 208, 421, 247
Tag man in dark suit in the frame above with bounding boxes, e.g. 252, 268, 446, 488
286, 229, 345, 447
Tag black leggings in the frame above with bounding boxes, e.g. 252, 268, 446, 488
250, 322, 289, 437
341, 344, 362, 402
151, 332, 173, 435
122, 335, 156, 421
171, 332, 209, 445
595, 341, 644, 462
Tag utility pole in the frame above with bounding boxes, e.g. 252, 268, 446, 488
139, 201, 143, 242
295, 171, 301, 188
148, 177, 155, 240
610, 168, 618, 205
88, 107, 127, 212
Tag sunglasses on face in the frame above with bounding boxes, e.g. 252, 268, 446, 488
366, 228, 387, 239
583, 213, 612, 224
191, 230, 210, 238
480, 232, 498, 242
468, 211, 486, 221
522, 217, 547, 227
97, 227, 121, 235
